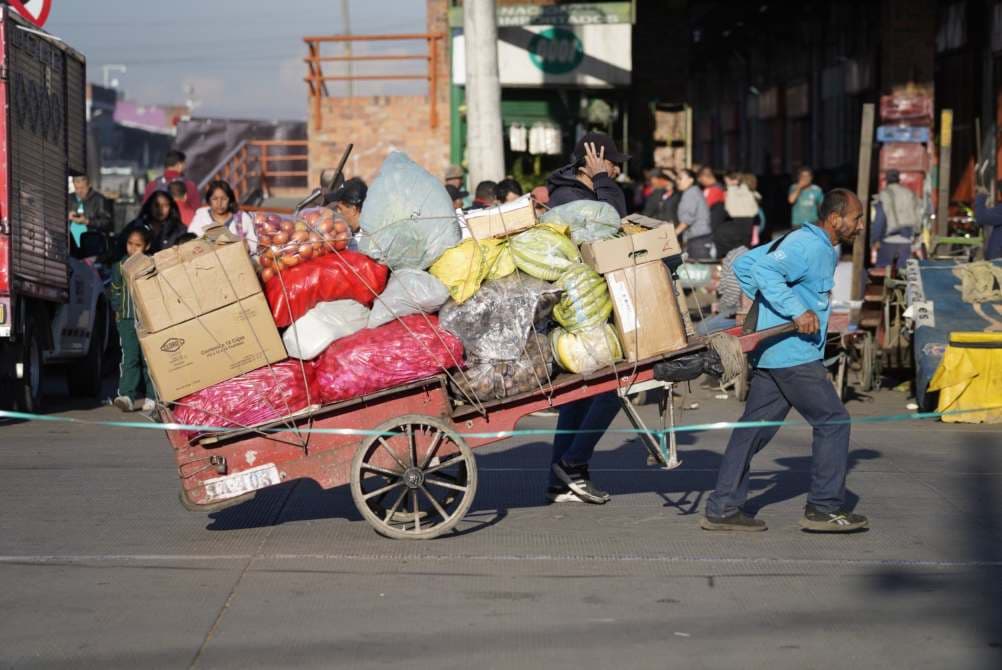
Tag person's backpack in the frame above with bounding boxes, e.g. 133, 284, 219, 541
725, 184, 759, 218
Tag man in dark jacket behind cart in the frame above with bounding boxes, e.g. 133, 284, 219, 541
546, 131, 628, 217
545, 132, 628, 504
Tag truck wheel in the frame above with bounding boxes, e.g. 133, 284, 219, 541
16, 321, 44, 413
67, 305, 106, 398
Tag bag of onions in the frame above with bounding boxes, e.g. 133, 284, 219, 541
253, 207, 351, 282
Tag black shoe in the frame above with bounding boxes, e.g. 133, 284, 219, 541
799, 504, 869, 532
700, 510, 768, 532
552, 461, 610, 504
545, 485, 586, 504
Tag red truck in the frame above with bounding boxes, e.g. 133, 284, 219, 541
0, 7, 109, 412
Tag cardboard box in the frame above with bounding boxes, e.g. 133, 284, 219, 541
140, 293, 286, 402
124, 227, 260, 334
605, 261, 687, 361
463, 194, 537, 239
580, 222, 682, 274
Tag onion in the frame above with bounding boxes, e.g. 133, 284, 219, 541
261, 267, 275, 283
280, 220, 295, 233
299, 243, 314, 259
308, 232, 322, 243
294, 220, 309, 232
334, 239, 348, 251
257, 234, 272, 247
282, 254, 301, 268
260, 255, 273, 269
271, 231, 290, 246
303, 210, 321, 225
333, 220, 348, 234
318, 220, 335, 234
291, 230, 310, 243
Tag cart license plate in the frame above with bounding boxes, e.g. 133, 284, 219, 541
203, 463, 281, 502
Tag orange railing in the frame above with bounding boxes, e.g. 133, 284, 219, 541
303, 33, 444, 132
201, 140, 309, 204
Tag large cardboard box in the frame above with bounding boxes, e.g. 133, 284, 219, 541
463, 194, 537, 239
124, 227, 260, 334
580, 221, 682, 274
605, 261, 687, 361
139, 293, 286, 402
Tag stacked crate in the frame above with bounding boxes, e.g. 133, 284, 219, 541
876, 91, 934, 199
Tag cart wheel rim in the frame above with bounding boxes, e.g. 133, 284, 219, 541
350, 415, 477, 540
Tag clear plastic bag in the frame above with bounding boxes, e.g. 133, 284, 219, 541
550, 323, 623, 374
539, 200, 621, 245
283, 299, 370, 360
368, 268, 450, 329
438, 274, 559, 361
508, 224, 580, 280
451, 332, 554, 401
357, 152, 462, 269
253, 207, 350, 282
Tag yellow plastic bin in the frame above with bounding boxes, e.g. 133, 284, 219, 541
927, 332, 1002, 423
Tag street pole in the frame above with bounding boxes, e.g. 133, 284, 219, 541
936, 109, 953, 238
852, 102, 874, 301
463, 0, 504, 187
341, 0, 353, 98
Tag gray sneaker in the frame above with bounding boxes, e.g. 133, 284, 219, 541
700, 511, 768, 532
799, 505, 869, 532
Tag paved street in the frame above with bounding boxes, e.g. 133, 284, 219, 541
1, 383, 1001, 669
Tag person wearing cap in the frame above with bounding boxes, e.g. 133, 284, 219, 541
546, 131, 628, 217
642, 169, 680, 223
444, 165, 465, 190
871, 170, 923, 270
445, 184, 468, 210
975, 182, 1002, 261
544, 131, 629, 506
327, 177, 367, 234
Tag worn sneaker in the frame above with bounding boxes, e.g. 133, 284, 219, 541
700, 511, 768, 532
551, 461, 610, 504
112, 395, 134, 412
546, 484, 589, 503
140, 398, 156, 412
799, 505, 869, 532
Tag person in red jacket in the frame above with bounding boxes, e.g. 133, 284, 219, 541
143, 149, 200, 212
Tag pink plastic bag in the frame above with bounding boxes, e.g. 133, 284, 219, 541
314, 314, 464, 404
172, 359, 317, 442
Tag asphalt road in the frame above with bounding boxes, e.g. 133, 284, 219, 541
1, 382, 1001, 669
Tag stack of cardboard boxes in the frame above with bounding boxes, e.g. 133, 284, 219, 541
580, 217, 689, 361
123, 227, 286, 402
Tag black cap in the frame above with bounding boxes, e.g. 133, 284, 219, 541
445, 184, 468, 201
328, 177, 367, 206
572, 131, 629, 164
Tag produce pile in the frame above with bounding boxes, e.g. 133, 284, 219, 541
171, 151, 629, 437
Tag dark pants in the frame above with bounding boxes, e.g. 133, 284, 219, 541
549, 392, 622, 484
705, 361, 850, 517
876, 242, 911, 270
686, 235, 714, 260
116, 319, 151, 401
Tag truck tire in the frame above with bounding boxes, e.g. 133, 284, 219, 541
15, 319, 44, 413
67, 304, 106, 398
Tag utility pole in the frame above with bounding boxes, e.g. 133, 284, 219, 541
341, 0, 353, 98
852, 103, 874, 301
463, 0, 504, 187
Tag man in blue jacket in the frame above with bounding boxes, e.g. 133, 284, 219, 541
702, 188, 869, 533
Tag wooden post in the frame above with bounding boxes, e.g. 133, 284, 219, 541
429, 35, 438, 129
851, 102, 874, 301
936, 109, 953, 238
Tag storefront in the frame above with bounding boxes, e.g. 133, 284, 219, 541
448, 2, 634, 185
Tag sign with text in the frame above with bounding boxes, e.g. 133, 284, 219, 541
453, 24, 631, 88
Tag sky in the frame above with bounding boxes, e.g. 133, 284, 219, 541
44, 0, 428, 122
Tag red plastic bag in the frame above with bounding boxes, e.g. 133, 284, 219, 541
265, 251, 389, 327
172, 359, 317, 442
314, 314, 464, 404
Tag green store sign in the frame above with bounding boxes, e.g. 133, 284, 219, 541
528, 28, 584, 74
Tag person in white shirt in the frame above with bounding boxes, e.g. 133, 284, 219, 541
187, 179, 257, 252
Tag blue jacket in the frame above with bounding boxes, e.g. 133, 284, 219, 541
733, 223, 837, 369
975, 193, 1002, 260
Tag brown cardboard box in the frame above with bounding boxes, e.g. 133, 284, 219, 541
139, 293, 286, 402
124, 227, 260, 334
605, 261, 687, 361
580, 223, 682, 274
463, 194, 537, 239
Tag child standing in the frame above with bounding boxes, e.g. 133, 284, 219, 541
110, 228, 155, 412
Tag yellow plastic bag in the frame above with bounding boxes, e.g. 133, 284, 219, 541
483, 239, 516, 280
429, 239, 487, 304
927, 332, 1002, 423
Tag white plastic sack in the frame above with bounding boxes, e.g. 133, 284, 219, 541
540, 200, 621, 245
358, 152, 462, 269
283, 299, 370, 360
368, 269, 450, 329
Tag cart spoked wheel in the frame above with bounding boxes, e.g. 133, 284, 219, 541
350, 415, 478, 540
